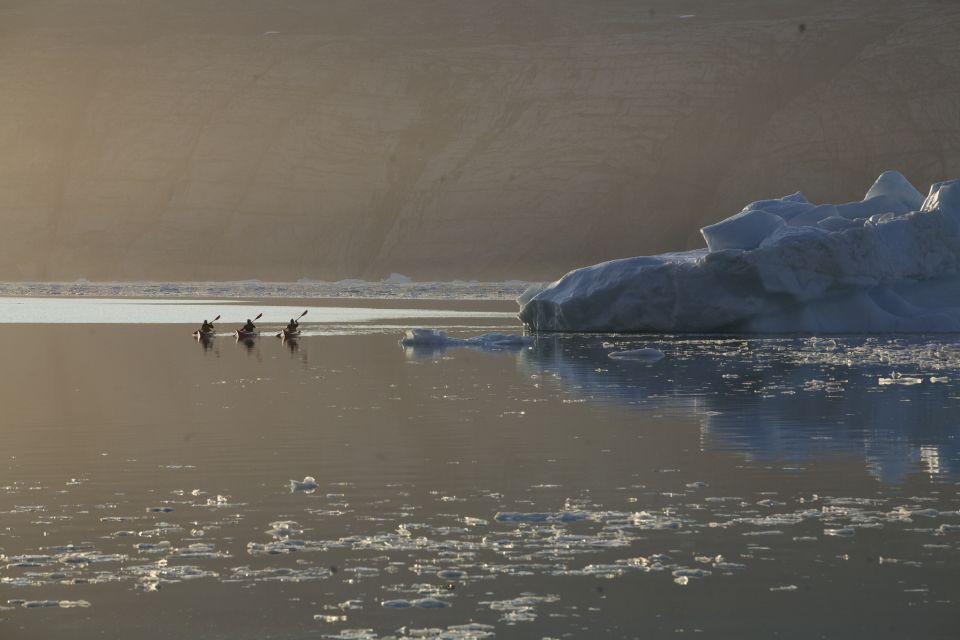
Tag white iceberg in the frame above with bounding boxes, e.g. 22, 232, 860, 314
518, 172, 960, 333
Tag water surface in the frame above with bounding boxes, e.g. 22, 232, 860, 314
1, 302, 958, 639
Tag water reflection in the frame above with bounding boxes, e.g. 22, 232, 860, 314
235, 335, 258, 355
280, 333, 300, 354
519, 335, 960, 484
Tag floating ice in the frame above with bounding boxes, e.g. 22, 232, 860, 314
608, 347, 665, 361
380, 597, 450, 609
493, 511, 588, 523
878, 373, 924, 386
290, 477, 319, 493
519, 173, 960, 333
12, 599, 91, 609
401, 329, 533, 352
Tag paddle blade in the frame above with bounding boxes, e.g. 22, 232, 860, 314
254, 312, 263, 320
298, 309, 308, 319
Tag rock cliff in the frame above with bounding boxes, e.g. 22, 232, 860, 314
1, 0, 958, 280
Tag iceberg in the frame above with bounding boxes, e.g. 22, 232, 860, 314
518, 172, 960, 333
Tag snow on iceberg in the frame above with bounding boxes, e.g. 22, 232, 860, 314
519, 172, 960, 333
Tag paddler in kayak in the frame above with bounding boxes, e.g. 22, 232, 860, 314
285, 318, 299, 333
241, 318, 257, 333
201, 319, 215, 333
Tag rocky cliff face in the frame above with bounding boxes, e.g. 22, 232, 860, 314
1, 0, 958, 281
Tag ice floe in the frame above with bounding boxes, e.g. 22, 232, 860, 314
400, 329, 532, 353
607, 347, 665, 361
290, 477, 319, 493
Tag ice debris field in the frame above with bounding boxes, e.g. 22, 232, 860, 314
519, 172, 960, 333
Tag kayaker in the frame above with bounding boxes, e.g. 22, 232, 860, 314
201, 319, 214, 333
285, 318, 299, 333
241, 318, 257, 333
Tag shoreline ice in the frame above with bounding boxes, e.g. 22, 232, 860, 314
519, 172, 960, 333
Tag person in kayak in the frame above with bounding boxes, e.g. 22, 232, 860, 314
200, 319, 215, 333
285, 318, 299, 333
241, 318, 257, 333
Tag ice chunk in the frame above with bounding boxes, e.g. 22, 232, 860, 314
700, 209, 785, 252
290, 477, 319, 492
519, 171, 960, 333
608, 348, 665, 361
400, 329, 532, 352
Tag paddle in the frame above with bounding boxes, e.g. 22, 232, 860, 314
276, 310, 308, 337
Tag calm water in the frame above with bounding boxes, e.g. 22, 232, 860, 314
1, 301, 959, 639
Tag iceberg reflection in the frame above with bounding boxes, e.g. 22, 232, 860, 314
519, 335, 960, 484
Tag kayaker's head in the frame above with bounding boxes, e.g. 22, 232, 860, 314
204, 319, 208, 324
290, 318, 295, 323
246, 318, 251, 323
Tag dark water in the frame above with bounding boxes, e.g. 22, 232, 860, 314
1, 312, 959, 638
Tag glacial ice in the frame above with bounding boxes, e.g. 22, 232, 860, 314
400, 329, 533, 351
518, 172, 960, 333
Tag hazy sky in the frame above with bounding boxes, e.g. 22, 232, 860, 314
1, 0, 958, 281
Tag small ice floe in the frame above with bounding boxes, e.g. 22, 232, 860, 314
938, 524, 960, 533
380, 597, 450, 609
481, 594, 559, 623
930, 376, 950, 384
400, 328, 532, 352
770, 585, 798, 592
170, 543, 231, 559
231, 565, 333, 582
12, 599, 91, 609
672, 568, 711, 582
290, 477, 319, 493
437, 568, 467, 580
608, 347, 665, 362
878, 372, 923, 386
824, 527, 856, 537
267, 521, 303, 538
313, 614, 347, 623
494, 511, 588, 523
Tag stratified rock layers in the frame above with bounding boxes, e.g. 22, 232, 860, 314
1, 1, 959, 280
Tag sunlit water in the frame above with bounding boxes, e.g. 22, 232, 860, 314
1, 299, 958, 639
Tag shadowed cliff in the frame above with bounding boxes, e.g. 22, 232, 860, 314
1, 0, 958, 281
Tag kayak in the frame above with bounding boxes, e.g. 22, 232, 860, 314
193, 329, 215, 339
279, 329, 301, 339
235, 329, 257, 339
